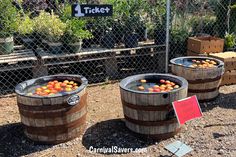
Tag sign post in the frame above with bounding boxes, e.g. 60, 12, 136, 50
172, 95, 202, 125
72, 4, 113, 17
165, 96, 201, 157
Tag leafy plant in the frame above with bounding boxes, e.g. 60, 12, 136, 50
104, 0, 146, 34
63, 19, 93, 43
59, 3, 92, 43
225, 32, 236, 48
17, 15, 35, 35
0, 0, 19, 38
171, 27, 189, 44
34, 11, 67, 42
170, 26, 189, 56
190, 16, 216, 36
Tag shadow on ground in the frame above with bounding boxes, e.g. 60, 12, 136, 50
199, 92, 236, 112
82, 118, 156, 155
0, 123, 52, 157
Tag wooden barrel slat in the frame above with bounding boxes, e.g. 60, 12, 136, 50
124, 115, 178, 126
171, 57, 224, 101
120, 74, 188, 140
15, 75, 88, 144
18, 94, 87, 119
20, 105, 87, 127
24, 125, 85, 144
188, 87, 219, 93
24, 114, 87, 136
122, 100, 172, 111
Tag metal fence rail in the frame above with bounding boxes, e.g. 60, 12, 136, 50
0, 0, 234, 95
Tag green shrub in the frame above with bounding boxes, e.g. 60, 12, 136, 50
190, 16, 216, 36
225, 32, 236, 48
0, 0, 19, 38
63, 19, 93, 43
34, 11, 66, 42
60, 4, 92, 43
17, 15, 35, 35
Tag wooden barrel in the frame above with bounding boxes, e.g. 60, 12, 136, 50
171, 56, 224, 102
120, 73, 188, 140
15, 75, 88, 144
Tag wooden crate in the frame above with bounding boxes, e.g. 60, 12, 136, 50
187, 50, 208, 56
209, 52, 236, 71
221, 70, 236, 85
187, 37, 224, 54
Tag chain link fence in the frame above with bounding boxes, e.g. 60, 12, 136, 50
0, 0, 234, 95
169, 0, 236, 58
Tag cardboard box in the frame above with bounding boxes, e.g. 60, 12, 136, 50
209, 52, 236, 71
187, 50, 208, 56
221, 70, 236, 85
187, 37, 224, 54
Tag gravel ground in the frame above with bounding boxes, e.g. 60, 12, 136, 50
0, 83, 235, 157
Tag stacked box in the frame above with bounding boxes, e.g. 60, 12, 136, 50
209, 52, 236, 85
187, 37, 224, 56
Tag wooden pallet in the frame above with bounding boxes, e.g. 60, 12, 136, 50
0, 46, 37, 72
36, 43, 165, 65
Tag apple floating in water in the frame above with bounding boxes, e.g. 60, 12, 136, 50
190, 59, 217, 69
148, 88, 154, 92
138, 86, 145, 91
140, 79, 146, 83
29, 79, 80, 96
135, 79, 180, 93
160, 79, 165, 83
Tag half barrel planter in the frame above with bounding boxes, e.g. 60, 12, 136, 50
15, 75, 88, 144
120, 73, 188, 140
170, 56, 224, 102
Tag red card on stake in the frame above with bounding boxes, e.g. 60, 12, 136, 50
172, 95, 202, 125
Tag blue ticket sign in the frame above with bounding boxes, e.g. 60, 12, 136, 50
72, 4, 113, 17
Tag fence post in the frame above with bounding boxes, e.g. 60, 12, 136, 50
165, 0, 171, 73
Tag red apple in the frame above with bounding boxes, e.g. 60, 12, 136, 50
53, 80, 59, 83
48, 81, 54, 85
51, 89, 58, 94
47, 84, 54, 89
55, 86, 62, 91
170, 82, 176, 86
160, 87, 166, 90
148, 88, 154, 92
160, 79, 165, 83
41, 92, 49, 96
153, 88, 161, 92
153, 85, 159, 89
165, 80, 171, 84
61, 83, 67, 87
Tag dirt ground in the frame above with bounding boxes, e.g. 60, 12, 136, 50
0, 83, 235, 157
